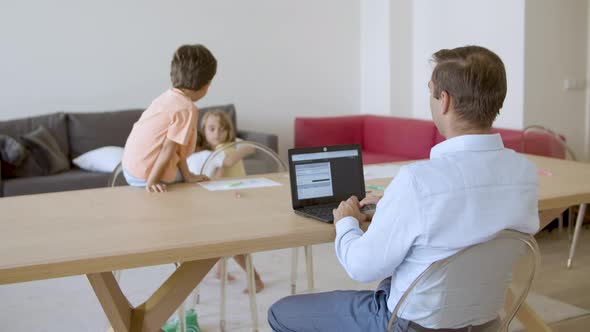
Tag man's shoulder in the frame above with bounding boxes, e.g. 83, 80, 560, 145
400, 150, 537, 195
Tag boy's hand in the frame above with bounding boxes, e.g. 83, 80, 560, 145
146, 182, 167, 193
185, 174, 209, 183
333, 195, 366, 224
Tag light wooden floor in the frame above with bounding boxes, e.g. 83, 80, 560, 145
533, 224, 590, 331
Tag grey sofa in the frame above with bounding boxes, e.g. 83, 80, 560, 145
0, 105, 278, 197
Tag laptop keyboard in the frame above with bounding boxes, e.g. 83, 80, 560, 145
300, 203, 339, 220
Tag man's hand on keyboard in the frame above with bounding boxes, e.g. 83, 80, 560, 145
359, 195, 381, 221
333, 196, 366, 224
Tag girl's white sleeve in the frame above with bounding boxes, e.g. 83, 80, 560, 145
186, 150, 212, 174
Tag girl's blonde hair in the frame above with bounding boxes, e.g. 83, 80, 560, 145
197, 111, 236, 150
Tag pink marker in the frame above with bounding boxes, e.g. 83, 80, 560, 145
537, 169, 553, 176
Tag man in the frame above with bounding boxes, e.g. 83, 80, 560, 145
268, 46, 539, 331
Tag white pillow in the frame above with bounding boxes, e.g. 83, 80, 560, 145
72, 146, 124, 173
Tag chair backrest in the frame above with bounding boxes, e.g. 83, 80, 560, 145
521, 125, 576, 160
387, 230, 540, 332
108, 162, 128, 187
200, 141, 286, 179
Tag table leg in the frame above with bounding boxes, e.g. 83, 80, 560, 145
88, 257, 218, 332
539, 208, 568, 231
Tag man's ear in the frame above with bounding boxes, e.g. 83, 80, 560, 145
440, 90, 451, 115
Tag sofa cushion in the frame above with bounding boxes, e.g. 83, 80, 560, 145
492, 128, 523, 152
67, 109, 143, 158
295, 116, 365, 148
1, 168, 110, 197
521, 130, 567, 158
0, 112, 69, 157
21, 126, 71, 175
72, 146, 124, 173
362, 151, 413, 165
434, 128, 524, 152
434, 131, 446, 145
0, 134, 28, 167
363, 116, 437, 160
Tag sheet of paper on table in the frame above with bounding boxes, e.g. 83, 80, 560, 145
199, 177, 282, 191
363, 164, 402, 180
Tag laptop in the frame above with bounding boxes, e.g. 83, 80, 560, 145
288, 144, 367, 223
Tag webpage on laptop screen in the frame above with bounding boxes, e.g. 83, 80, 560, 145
292, 149, 360, 201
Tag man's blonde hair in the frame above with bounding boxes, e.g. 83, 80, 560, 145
431, 45, 507, 129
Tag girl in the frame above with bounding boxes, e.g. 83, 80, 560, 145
188, 110, 264, 293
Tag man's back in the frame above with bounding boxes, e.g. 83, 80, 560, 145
388, 134, 539, 326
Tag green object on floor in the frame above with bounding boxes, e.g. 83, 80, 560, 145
161, 309, 200, 332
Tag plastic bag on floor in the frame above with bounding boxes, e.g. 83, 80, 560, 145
161, 308, 200, 332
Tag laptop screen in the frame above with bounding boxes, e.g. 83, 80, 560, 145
288, 144, 366, 209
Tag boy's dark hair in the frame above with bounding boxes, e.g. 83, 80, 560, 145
171, 44, 217, 91
431, 45, 507, 129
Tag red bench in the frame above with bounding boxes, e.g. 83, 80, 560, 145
295, 115, 547, 164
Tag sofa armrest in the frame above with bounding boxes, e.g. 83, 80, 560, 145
237, 130, 279, 153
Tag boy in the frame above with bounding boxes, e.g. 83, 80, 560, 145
122, 44, 216, 192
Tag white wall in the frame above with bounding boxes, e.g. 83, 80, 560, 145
587, 1, 590, 159
411, 0, 526, 129
524, 0, 589, 159
389, 0, 413, 118
360, 0, 391, 115
0, 0, 361, 160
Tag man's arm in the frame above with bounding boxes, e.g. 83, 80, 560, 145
334, 168, 423, 283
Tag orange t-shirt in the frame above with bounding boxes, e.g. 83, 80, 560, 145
122, 88, 198, 182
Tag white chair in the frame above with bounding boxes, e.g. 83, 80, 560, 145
387, 230, 540, 332
199, 140, 314, 332
521, 125, 586, 269
108, 164, 190, 332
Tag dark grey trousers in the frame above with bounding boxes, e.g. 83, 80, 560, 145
268, 277, 401, 332
268, 277, 500, 332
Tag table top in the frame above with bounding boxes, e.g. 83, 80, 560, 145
1, 154, 589, 285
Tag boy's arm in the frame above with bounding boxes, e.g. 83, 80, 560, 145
178, 157, 208, 183
146, 138, 178, 192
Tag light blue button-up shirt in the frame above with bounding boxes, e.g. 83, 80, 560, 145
335, 134, 539, 327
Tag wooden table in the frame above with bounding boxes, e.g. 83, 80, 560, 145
1, 155, 589, 332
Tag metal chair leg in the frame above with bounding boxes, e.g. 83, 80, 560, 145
290, 247, 298, 295
193, 284, 200, 305
219, 257, 227, 332
177, 301, 186, 332
567, 203, 586, 269
245, 254, 259, 332
568, 207, 574, 241
304, 245, 315, 292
